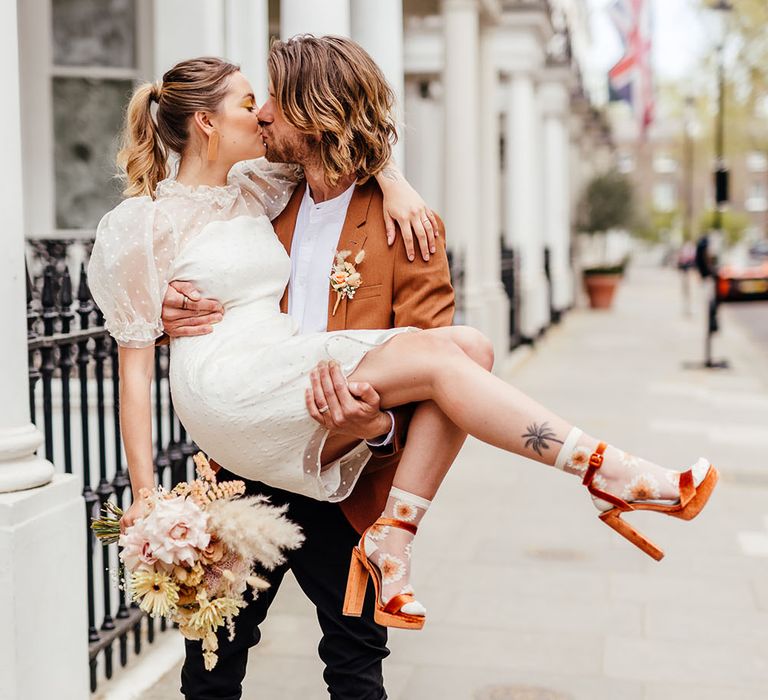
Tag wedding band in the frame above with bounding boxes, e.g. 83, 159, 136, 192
181, 296, 188, 311
421, 218, 430, 225
318, 406, 330, 414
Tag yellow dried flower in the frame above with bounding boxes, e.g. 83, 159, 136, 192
131, 569, 179, 617
203, 651, 218, 671
173, 562, 204, 587
188, 593, 242, 632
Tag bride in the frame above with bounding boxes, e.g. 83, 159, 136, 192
89, 54, 718, 631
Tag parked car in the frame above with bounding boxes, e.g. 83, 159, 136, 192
749, 239, 768, 260
716, 260, 768, 302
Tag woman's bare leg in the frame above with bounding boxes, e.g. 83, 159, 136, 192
350, 326, 706, 616
348, 326, 684, 503
348, 326, 571, 469
385, 324, 491, 496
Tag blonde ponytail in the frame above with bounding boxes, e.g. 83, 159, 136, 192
115, 58, 239, 199
117, 81, 168, 198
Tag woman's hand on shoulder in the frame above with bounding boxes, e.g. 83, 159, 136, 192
376, 164, 439, 262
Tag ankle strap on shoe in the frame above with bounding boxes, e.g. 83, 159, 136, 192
582, 442, 633, 511
581, 442, 607, 486
374, 517, 418, 536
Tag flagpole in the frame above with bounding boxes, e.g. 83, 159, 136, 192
711, 0, 732, 234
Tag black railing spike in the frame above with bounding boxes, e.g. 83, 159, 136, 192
42, 265, 56, 310
24, 255, 196, 691
78, 262, 91, 303
60, 267, 73, 308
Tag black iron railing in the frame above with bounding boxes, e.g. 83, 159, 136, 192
500, 243, 522, 349
27, 260, 195, 693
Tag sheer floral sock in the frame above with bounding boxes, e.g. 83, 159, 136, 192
364, 486, 429, 616
553, 428, 704, 509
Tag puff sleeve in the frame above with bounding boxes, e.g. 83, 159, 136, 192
228, 157, 303, 220
87, 197, 176, 348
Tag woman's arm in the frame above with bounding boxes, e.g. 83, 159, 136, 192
375, 162, 439, 262
118, 346, 156, 530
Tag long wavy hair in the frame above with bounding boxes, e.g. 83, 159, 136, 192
117, 57, 240, 198
268, 35, 397, 186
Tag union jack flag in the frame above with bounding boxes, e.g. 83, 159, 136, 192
608, 0, 654, 135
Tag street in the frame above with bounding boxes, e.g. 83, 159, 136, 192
137, 262, 768, 700
726, 302, 768, 354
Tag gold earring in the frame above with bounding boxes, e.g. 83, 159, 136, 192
207, 130, 219, 161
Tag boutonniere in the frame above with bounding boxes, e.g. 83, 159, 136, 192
330, 249, 365, 316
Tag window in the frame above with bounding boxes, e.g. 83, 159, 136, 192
746, 151, 768, 173
617, 153, 634, 174
19, 0, 152, 239
653, 153, 677, 174
746, 180, 767, 212
653, 181, 677, 212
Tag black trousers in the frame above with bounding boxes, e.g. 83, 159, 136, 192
180, 467, 389, 700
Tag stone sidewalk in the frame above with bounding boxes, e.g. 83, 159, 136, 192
141, 263, 768, 700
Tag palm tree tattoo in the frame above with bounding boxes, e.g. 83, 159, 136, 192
521, 422, 563, 457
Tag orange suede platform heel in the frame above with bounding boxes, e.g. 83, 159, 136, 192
583, 442, 719, 561
343, 517, 426, 630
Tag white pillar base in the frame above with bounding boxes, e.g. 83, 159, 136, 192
551, 264, 574, 313
519, 270, 551, 340
0, 424, 54, 493
0, 474, 88, 699
464, 284, 510, 366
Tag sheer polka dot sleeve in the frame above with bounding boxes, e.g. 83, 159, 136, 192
88, 197, 176, 348
229, 157, 303, 220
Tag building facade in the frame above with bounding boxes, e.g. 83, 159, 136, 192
611, 96, 768, 249
17, 0, 612, 353
3, 1, 613, 695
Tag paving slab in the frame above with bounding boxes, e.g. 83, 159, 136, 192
139, 264, 768, 699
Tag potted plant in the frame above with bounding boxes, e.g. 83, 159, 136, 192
577, 170, 636, 309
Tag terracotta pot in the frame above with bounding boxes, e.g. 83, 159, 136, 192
583, 273, 620, 309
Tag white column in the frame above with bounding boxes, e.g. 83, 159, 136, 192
2, 0, 53, 495
280, 0, 351, 38
504, 70, 549, 339
442, 0, 479, 260
351, 0, 405, 165
1, 2, 87, 696
153, 0, 226, 77
225, 0, 270, 102
404, 79, 443, 214
540, 72, 574, 313
474, 23, 509, 359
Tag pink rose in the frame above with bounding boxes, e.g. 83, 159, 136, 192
140, 541, 157, 566
140, 496, 210, 568
169, 523, 189, 540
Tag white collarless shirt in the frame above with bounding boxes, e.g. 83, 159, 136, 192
288, 182, 356, 334
287, 181, 394, 447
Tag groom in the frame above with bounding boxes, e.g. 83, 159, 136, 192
163, 36, 464, 700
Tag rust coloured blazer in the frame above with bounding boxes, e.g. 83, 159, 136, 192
273, 179, 455, 534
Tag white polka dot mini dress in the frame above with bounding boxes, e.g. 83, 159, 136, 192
87, 159, 414, 502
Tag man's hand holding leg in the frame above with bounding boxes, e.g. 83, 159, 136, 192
306, 361, 394, 445
161, 281, 225, 338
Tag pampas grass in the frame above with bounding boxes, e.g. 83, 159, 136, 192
205, 496, 304, 570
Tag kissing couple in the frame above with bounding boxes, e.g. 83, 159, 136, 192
88, 34, 718, 700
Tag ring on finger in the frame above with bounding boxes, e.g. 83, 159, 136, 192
181, 295, 188, 311
318, 405, 330, 414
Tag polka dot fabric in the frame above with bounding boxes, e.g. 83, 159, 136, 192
87, 158, 416, 502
